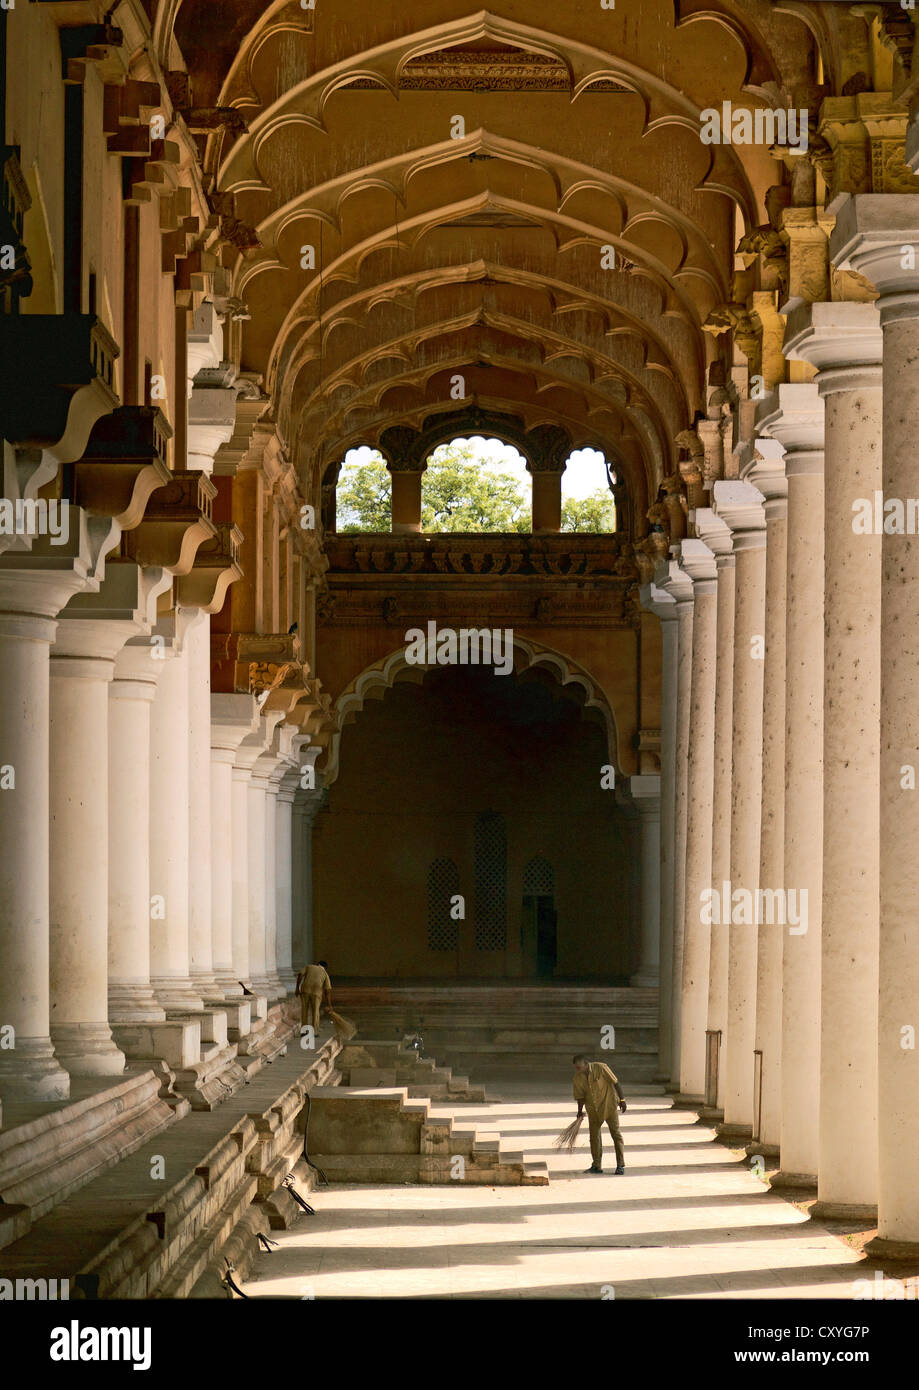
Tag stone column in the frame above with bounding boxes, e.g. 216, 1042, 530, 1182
149, 616, 203, 1011
235, 713, 283, 994
529, 460, 565, 533
248, 763, 271, 995
832, 201, 919, 1248
0, 560, 97, 1100
657, 559, 694, 1089
293, 783, 325, 969
745, 426, 789, 1155
108, 640, 168, 1025
640, 581, 678, 1080
677, 538, 718, 1101
712, 480, 767, 1138
757, 369, 827, 1187
263, 761, 286, 1000
185, 609, 219, 998
785, 293, 883, 1216
276, 775, 298, 993
389, 463, 424, 534
695, 509, 734, 1118
210, 695, 260, 996
628, 775, 661, 987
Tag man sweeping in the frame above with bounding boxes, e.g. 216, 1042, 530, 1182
296, 959, 332, 1034
571, 1053, 627, 1174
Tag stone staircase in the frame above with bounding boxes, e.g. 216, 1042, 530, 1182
333, 984, 659, 1081
308, 1085, 548, 1185
336, 1038, 486, 1102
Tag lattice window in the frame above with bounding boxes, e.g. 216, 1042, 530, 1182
474, 811, 507, 950
523, 855, 554, 896
427, 858, 460, 951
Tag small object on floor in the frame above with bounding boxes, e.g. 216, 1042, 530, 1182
327, 1007, 357, 1041
554, 1116, 584, 1150
221, 1260, 249, 1299
257, 1232, 279, 1251
283, 1173, 316, 1214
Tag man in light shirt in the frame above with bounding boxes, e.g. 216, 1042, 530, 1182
296, 960, 332, 1032
572, 1053, 627, 1174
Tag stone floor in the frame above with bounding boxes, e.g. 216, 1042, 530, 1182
243, 1072, 864, 1299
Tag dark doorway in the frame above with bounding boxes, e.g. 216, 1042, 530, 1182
521, 894, 557, 978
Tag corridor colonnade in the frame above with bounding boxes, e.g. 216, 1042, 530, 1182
653, 189, 919, 1258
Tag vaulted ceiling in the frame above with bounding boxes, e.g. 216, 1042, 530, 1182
159, 0, 834, 516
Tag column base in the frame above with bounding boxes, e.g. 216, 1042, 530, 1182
278, 968, 298, 993
770, 1170, 817, 1192
695, 1104, 724, 1125
151, 978, 205, 1012
190, 971, 222, 998
210, 970, 245, 998
864, 1235, 919, 1261
745, 1140, 780, 1160
108, 983, 167, 1025
715, 1121, 753, 1143
630, 967, 659, 987
670, 1092, 706, 1110
0, 1038, 71, 1101
811, 1199, 877, 1222
50, 1022, 126, 1078
111, 1018, 202, 1070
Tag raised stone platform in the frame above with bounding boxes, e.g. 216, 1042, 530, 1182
332, 983, 659, 1081
336, 1038, 486, 1102
308, 1085, 548, 1185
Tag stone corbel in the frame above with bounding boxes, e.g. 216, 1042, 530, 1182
0, 314, 119, 464
174, 522, 243, 613
121, 471, 218, 576
69, 405, 172, 532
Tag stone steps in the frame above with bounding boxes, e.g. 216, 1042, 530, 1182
333, 985, 659, 1082
308, 1085, 549, 1185
336, 1038, 486, 1102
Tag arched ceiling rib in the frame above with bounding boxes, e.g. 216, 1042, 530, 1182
157, 0, 823, 518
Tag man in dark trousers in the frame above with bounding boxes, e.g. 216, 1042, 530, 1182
572, 1053, 627, 1174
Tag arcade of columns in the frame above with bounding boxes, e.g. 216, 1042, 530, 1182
4, 0, 919, 1270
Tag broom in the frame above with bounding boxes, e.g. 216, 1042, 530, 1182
554, 1116, 584, 1151
326, 1007, 357, 1041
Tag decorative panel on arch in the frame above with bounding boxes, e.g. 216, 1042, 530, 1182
523, 855, 554, 896
427, 858, 460, 951
474, 810, 507, 950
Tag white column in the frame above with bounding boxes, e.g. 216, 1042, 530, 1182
185, 609, 219, 998
756, 376, 826, 1182
657, 559, 694, 1089
248, 765, 270, 993
712, 480, 767, 1138
746, 428, 789, 1155
677, 537, 718, 1101
276, 777, 298, 993
210, 695, 260, 996
832, 202, 919, 1248
108, 641, 168, 1024
149, 618, 202, 1011
235, 713, 283, 994
263, 764, 285, 999
696, 509, 735, 1118
629, 776, 661, 987
640, 581, 678, 1081
0, 562, 95, 1100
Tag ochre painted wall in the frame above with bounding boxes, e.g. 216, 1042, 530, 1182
313, 665, 638, 980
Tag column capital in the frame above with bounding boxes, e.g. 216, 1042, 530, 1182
211, 691, 261, 754
829, 194, 919, 325
678, 538, 718, 591
756, 383, 824, 481
639, 581, 677, 622
783, 299, 883, 394
628, 772, 661, 815
712, 479, 767, 550
654, 558, 694, 607
691, 507, 734, 567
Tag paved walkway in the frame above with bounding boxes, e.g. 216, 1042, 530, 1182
243, 1076, 863, 1299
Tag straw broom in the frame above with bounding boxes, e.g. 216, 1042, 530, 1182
554, 1116, 584, 1151
326, 1007, 357, 1041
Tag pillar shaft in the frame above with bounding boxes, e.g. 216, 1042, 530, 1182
629, 777, 661, 987
390, 469, 422, 533
185, 610, 218, 996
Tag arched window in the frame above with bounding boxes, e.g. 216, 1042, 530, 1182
523, 856, 555, 896
474, 810, 507, 950
427, 859, 460, 951
560, 447, 618, 532
421, 436, 530, 534
334, 445, 390, 532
